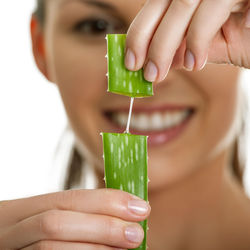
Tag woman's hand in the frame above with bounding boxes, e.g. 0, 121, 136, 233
0, 189, 150, 249
125, 0, 250, 83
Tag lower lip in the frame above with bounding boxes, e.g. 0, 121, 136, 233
105, 112, 194, 147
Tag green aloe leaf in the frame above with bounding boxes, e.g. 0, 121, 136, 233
106, 34, 153, 97
102, 132, 148, 250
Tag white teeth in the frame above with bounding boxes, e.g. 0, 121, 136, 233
163, 113, 173, 128
151, 112, 163, 130
111, 109, 191, 131
171, 112, 184, 126
130, 115, 137, 129
114, 113, 127, 127
133, 113, 150, 131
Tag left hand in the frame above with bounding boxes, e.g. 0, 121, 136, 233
125, 0, 250, 83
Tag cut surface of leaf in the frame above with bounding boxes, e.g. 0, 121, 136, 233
107, 34, 153, 97
102, 132, 148, 250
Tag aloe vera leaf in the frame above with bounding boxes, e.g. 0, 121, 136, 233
106, 34, 153, 98
102, 132, 148, 250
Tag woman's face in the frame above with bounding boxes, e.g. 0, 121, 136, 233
39, 0, 240, 190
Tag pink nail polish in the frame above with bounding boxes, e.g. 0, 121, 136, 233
125, 48, 136, 70
184, 49, 195, 71
245, 9, 250, 28
144, 60, 158, 82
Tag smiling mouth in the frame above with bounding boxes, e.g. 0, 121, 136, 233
104, 106, 195, 146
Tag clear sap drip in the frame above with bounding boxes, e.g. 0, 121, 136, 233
125, 97, 134, 134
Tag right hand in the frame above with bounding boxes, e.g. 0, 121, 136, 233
0, 189, 150, 250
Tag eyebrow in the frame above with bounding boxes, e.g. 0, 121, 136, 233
62, 0, 116, 11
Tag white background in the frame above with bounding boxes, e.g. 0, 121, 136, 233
0, 1, 250, 201
0, 1, 67, 200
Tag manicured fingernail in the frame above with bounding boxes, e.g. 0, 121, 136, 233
144, 60, 158, 82
184, 49, 195, 71
128, 199, 149, 215
125, 225, 144, 243
245, 9, 250, 28
125, 48, 136, 70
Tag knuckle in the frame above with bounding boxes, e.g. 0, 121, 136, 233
187, 32, 203, 51
39, 210, 63, 238
57, 189, 82, 210
104, 189, 131, 211
104, 217, 122, 242
127, 27, 148, 44
148, 41, 172, 64
106, 217, 117, 234
127, 26, 148, 52
64, 189, 79, 210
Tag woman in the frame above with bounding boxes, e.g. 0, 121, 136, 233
0, 0, 250, 249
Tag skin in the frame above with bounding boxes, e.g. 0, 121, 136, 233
0, 0, 250, 249
125, 0, 250, 82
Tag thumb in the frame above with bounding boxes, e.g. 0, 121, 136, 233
208, 12, 250, 69
171, 11, 250, 71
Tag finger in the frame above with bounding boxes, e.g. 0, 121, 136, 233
125, 0, 171, 71
1, 210, 144, 249
245, 3, 250, 28
184, 0, 237, 71
208, 11, 250, 68
143, 0, 202, 83
3, 189, 150, 223
22, 240, 125, 250
171, 39, 187, 69
232, 0, 249, 12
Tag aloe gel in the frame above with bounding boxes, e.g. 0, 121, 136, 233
106, 34, 153, 97
101, 33, 152, 250
102, 133, 148, 250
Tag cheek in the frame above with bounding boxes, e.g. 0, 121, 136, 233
185, 65, 240, 165
199, 65, 240, 152
148, 65, 240, 190
51, 40, 107, 105
47, 35, 108, 166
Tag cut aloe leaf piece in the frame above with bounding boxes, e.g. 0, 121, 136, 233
106, 34, 153, 97
102, 132, 148, 250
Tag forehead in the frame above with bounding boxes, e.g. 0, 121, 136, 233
45, 0, 146, 24
46, 0, 146, 15
48, 0, 145, 10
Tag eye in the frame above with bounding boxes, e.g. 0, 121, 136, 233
74, 18, 120, 35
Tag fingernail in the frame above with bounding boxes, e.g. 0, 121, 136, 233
160, 64, 171, 82
125, 48, 136, 70
128, 199, 149, 215
184, 49, 195, 71
200, 55, 208, 70
245, 9, 250, 28
144, 60, 158, 82
125, 225, 144, 243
